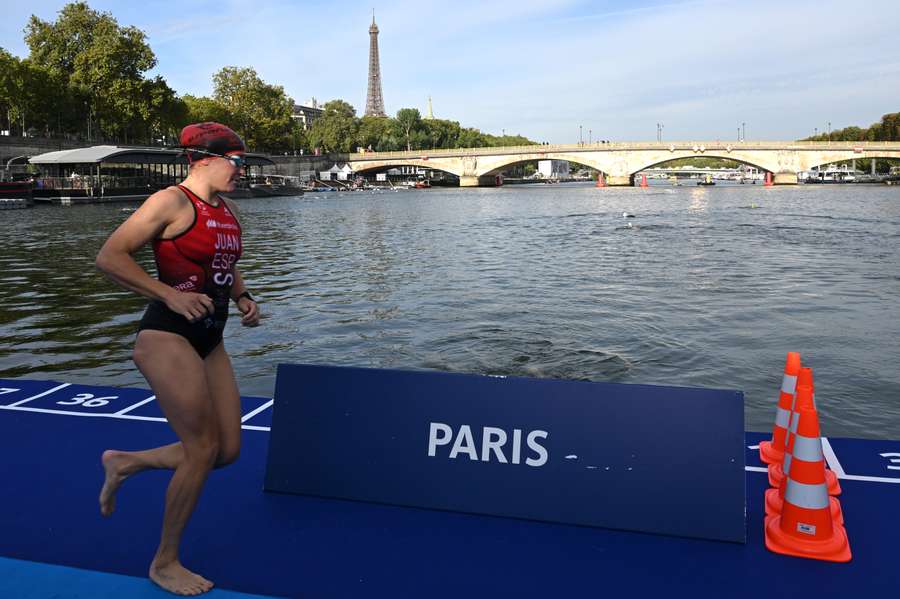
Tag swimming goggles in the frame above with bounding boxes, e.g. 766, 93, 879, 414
186, 148, 247, 168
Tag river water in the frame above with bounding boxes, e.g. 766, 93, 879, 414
1, 182, 898, 438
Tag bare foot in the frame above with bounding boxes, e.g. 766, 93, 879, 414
149, 560, 214, 596
99, 450, 131, 516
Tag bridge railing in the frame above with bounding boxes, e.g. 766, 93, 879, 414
349, 141, 900, 160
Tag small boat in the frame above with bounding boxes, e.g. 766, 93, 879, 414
248, 175, 305, 197
697, 174, 716, 186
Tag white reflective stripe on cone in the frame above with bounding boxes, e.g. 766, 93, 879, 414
791, 435, 824, 463
784, 453, 793, 476
781, 374, 797, 394
775, 407, 791, 428
789, 412, 800, 435
785, 480, 829, 510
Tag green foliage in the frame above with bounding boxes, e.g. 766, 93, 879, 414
394, 108, 422, 151
212, 66, 295, 151
182, 95, 233, 127
802, 113, 900, 142
357, 115, 395, 151
21, 1, 180, 142
307, 100, 359, 153
338, 108, 538, 153
662, 157, 742, 168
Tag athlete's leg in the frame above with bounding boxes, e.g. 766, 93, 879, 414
201, 342, 242, 468
133, 330, 218, 595
100, 341, 241, 516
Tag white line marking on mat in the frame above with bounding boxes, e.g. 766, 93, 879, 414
115, 395, 156, 415
0, 403, 270, 431
837, 474, 900, 484
241, 400, 274, 423
6, 383, 71, 407
821, 437, 847, 477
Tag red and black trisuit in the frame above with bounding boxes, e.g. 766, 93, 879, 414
138, 185, 243, 357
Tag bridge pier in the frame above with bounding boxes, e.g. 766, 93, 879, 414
773, 172, 798, 185
460, 175, 503, 187
606, 175, 632, 186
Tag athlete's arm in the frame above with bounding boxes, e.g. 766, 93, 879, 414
231, 268, 260, 327
95, 188, 215, 321
221, 198, 260, 326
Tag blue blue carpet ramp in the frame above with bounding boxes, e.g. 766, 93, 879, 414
1, 378, 898, 598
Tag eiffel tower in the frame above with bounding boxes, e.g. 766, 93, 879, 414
365, 12, 387, 117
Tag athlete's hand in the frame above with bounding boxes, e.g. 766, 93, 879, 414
165, 291, 215, 322
237, 296, 260, 326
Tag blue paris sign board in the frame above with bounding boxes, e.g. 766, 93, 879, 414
264, 364, 746, 543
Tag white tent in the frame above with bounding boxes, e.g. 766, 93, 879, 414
320, 163, 342, 181
336, 164, 354, 181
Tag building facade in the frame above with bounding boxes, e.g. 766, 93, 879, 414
292, 99, 324, 131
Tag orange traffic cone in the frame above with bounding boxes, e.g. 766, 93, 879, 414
764, 172, 773, 186
639, 174, 648, 188
596, 173, 606, 187
768, 368, 842, 496
765, 406, 851, 562
759, 352, 801, 464
764, 401, 843, 524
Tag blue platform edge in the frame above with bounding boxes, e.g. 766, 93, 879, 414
0, 557, 280, 599
1, 376, 899, 598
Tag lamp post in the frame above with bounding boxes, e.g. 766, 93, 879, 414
814, 127, 818, 137
589, 129, 592, 144
579, 125, 583, 146
827, 121, 831, 136
741, 121, 745, 142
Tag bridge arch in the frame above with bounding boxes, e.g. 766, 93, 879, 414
805, 153, 900, 171
474, 152, 609, 177
352, 159, 463, 179
477, 155, 607, 177
629, 151, 776, 176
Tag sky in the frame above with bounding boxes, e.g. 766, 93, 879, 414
1, 0, 898, 143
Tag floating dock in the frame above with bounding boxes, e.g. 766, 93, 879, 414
0, 378, 897, 598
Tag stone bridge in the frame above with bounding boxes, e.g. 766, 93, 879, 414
348, 141, 900, 186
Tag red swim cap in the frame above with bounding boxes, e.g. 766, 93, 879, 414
179, 122, 246, 161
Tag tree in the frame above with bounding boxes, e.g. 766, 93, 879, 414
357, 115, 394, 151
394, 108, 422, 151
212, 66, 294, 151
307, 100, 359, 153
0, 51, 58, 136
25, 1, 158, 139
423, 118, 462, 149
182, 95, 234, 128
457, 127, 485, 148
